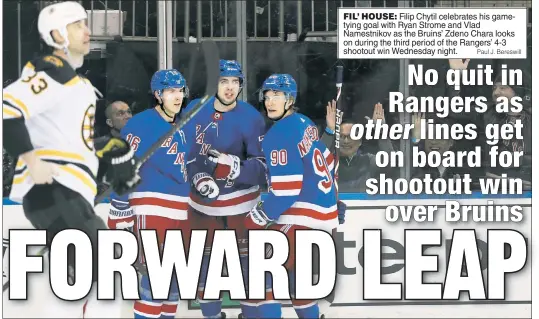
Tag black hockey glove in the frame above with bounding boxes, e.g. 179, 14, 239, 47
95, 137, 141, 196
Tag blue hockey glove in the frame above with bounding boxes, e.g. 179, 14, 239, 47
245, 202, 275, 230
337, 200, 347, 224
192, 172, 219, 202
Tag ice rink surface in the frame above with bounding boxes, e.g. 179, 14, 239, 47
3, 266, 531, 319
3, 294, 532, 318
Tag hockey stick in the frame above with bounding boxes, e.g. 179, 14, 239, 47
3, 44, 220, 289
333, 65, 344, 194
94, 40, 220, 205
320, 66, 344, 311
3, 43, 220, 298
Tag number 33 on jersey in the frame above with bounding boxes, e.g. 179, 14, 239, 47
262, 113, 339, 232
3, 55, 100, 205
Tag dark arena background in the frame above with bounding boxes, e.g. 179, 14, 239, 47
3, 0, 532, 195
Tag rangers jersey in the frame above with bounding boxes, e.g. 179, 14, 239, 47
262, 113, 338, 232
3, 55, 100, 205
185, 97, 267, 216
110, 108, 192, 220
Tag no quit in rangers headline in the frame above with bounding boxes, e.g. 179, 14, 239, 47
368, 63, 525, 222
341, 63, 525, 186
8, 226, 527, 301
336, 64, 525, 139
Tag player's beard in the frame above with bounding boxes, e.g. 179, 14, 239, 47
216, 92, 237, 106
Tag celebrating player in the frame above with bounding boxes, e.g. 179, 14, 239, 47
2, 1, 140, 317
185, 60, 268, 319
107, 69, 192, 319
244, 74, 341, 319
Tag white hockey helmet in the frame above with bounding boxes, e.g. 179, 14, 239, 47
38, 1, 88, 50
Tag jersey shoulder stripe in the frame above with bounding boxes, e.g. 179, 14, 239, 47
29, 55, 78, 85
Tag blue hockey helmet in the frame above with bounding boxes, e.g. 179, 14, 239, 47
259, 74, 297, 102
219, 59, 244, 86
150, 69, 189, 97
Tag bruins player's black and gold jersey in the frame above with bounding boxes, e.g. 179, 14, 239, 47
3, 55, 99, 205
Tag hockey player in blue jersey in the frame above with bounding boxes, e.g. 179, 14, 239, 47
184, 60, 268, 319
107, 69, 192, 319
244, 74, 345, 319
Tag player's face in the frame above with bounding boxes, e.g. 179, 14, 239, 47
339, 123, 361, 157
161, 87, 185, 114
217, 77, 241, 104
66, 19, 91, 55
264, 90, 291, 120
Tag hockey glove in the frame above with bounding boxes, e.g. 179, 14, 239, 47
337, 200, 347, 225
107, 198, 135, 231
95, 137, 141, 196
207, 149, 241, 180
245, 202, 275, 230
192, 172, 219, 202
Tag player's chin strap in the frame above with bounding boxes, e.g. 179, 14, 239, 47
156, 90, 177, 122
160, 104, 176, 122
270, 98, 294, 122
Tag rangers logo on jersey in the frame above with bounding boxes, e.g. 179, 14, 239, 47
213, 112, 222, 121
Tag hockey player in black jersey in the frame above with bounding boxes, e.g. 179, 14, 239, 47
2, 1, 140, 317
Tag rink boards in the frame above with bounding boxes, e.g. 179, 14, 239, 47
2, 192, 532, 318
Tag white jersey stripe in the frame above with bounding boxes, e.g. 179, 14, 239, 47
271, 175, 303, 182
132, 205, 188, 220
271, 189, 301, 196
130, 191, 189, 203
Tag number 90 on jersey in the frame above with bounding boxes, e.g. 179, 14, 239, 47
270, 149, 288, 166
